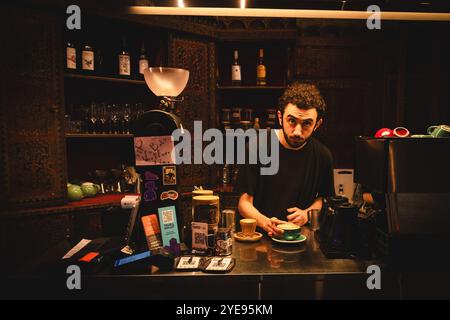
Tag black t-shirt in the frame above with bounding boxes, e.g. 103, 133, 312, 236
236, 133, 335, 221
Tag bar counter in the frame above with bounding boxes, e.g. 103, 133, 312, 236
2, 226, 402, 300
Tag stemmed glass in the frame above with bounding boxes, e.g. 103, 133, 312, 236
87, 102, 98, 133
123, 103, 132, 134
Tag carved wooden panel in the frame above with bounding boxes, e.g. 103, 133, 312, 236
0, 7, 67, 210
169, 36, 213, 193
293, 31, 383, 168
295, 41, 374, 79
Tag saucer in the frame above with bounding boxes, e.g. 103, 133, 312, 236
271, 234, 307, 245
234, 231, 263, 242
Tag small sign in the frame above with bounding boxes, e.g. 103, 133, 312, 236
176, 256, 202, 270
162, 166, 177, 185
157, 206, 180, 248
134, 136, 175, 166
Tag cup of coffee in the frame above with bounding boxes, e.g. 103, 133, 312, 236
427, 125, 450, 138
240, 218, 256, 236
278, 223, 301, 241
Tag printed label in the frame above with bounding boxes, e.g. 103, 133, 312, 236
206, 257, 232, 271
119, 54, 131, 75
82, 50, 94, 70
66, 47, 76, 69
231, 65, 241, 81
257, 65, 266, 79
139, 59, 149, 74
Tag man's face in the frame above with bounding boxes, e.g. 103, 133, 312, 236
278, 103, 322, 148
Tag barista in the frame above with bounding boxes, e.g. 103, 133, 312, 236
237, 82, 335, 237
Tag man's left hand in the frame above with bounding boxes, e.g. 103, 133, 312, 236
286, 207, 308, 226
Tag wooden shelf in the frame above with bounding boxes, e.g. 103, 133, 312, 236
65, 133, 134, 139
217, 85, 287, 90
2, 194, 139, 218
64, 73, 146, 85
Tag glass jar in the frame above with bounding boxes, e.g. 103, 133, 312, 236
192, 195, 220, 232
231, 107, 242, 125
221, 108, 231, 122
242, 108, 253, 122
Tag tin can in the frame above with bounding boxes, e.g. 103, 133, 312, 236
215, 229, 232, 256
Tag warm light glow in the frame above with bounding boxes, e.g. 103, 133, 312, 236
178, 0, 185, 8
128, 6, 450, 21
240, 0, 246, 9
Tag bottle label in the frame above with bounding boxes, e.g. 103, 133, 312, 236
257, 65, 266, 79
215, 230, 232, 256
231, 65, 241, 81
66, 47, 76, 69
82, 50, 94, 70
119, 54, 131, 75
139, 59, 149, 75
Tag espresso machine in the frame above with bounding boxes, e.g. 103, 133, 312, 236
354, 137, 450, 271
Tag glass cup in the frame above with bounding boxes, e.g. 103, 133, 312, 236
240, 218, 256, 236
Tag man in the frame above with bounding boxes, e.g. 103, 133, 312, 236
237, 82, 334, 237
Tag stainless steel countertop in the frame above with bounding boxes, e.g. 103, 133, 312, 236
151, 226, 377, 277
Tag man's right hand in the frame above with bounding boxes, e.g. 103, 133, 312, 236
262, 217, 285, 237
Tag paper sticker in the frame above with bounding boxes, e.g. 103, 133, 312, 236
160, 190, 179, 201
143, 171, 159, 202
162, 166, 177, 185
134, 136, 175, 166
191, 222, 208, 250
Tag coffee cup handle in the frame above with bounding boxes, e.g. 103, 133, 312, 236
427, 126, 437, 134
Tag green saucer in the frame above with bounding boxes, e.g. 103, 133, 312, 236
271, 234, 307, 244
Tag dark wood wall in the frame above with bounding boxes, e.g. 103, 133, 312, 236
293, 20, 450, 168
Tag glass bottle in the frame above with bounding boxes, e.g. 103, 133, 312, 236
231, 49, 241, 86
138, 41, 149, 76
119, 36, 131, 77
256, 48, 266, 86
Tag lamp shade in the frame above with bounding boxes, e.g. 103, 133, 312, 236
143, 67, 189, 97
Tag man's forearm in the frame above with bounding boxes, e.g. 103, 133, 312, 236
238, 197, 269, 227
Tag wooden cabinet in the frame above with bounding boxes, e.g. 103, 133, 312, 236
0, 6, 67, 210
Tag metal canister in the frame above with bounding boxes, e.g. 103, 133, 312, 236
216, 209, 232, 256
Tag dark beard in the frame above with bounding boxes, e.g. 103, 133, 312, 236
281, 122, 307, 149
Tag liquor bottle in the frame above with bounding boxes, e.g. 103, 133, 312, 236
118, 36, 131, 77
66, 41, 77, 70
81, 44, 94, 72
138, 41, 149, 76
231, 49, 241, 86
256, 48, 266, 86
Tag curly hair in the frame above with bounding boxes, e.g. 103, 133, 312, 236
278, 82, 326, 120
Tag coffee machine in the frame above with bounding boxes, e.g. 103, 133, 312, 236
354, 137, 450, 270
